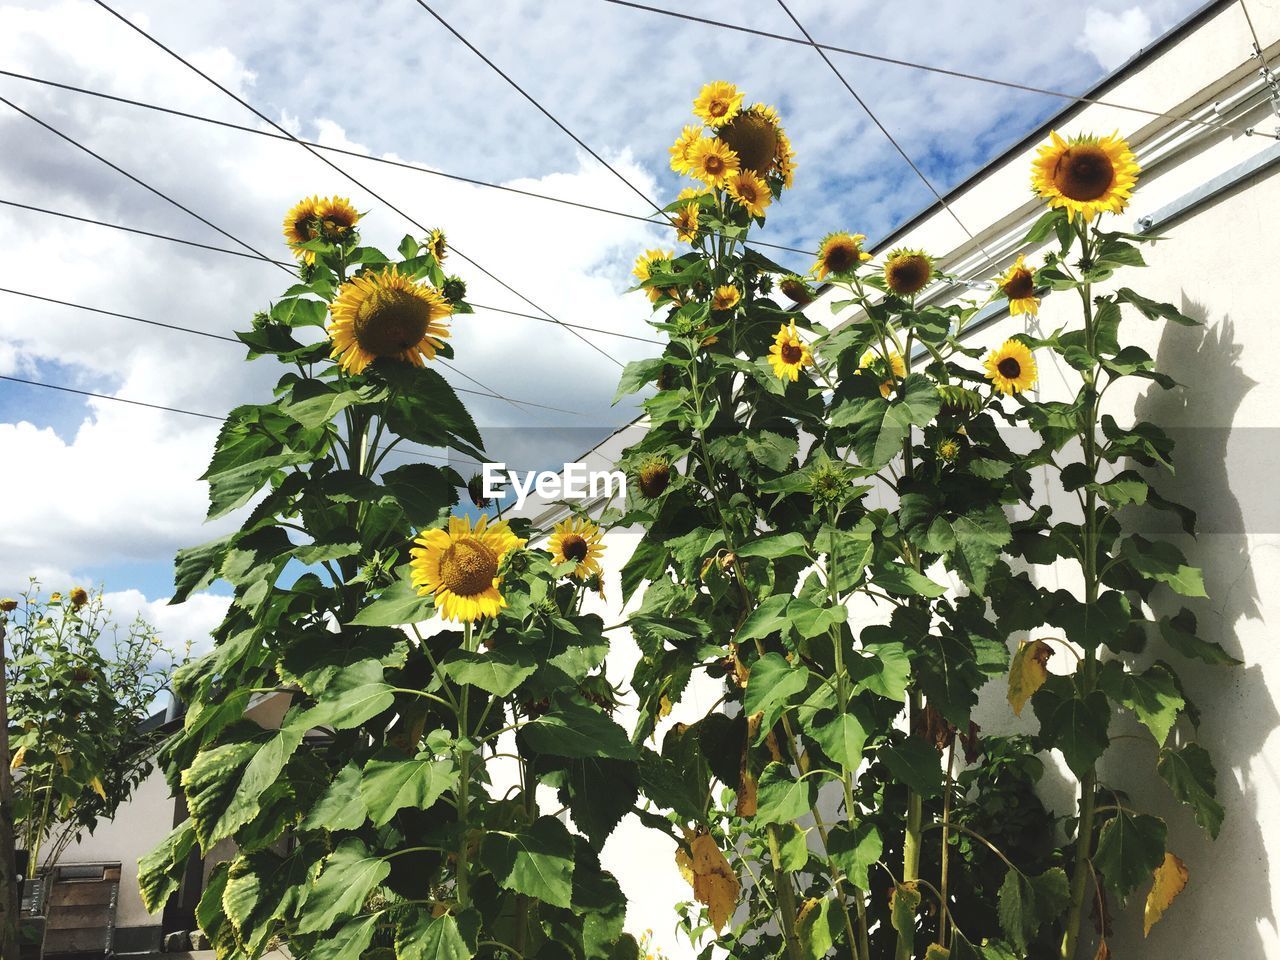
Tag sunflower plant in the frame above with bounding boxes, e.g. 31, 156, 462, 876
138, 204, 642, 960
619, 88, 1228, 960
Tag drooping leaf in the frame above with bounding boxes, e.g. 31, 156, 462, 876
1157, 742, 1224, 839
303, 762, 368, 832
137, 819, 198, 912
826, 820, 882, 889
744, 652, 810, 739
796, 896, 839, 960
1032, 686, 1110, 778
480, 815, 575, 909
1007, 639, 1054, 716
1094, 811, 1166, 902
310, 914, 381, 960
1143, 852, 1189, 936
675, 828, 739, 934
439, 648, 537, 697
351, 567, 434, 626
520, 700, 636, 760
396, 909, 478, 960
879, 738, 944, 799
296, 837, 390, 934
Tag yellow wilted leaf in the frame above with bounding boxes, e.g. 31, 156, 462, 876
1143, 851, 1188, 936
9, 746, 26, 770
89, 776, 107, 801
925, 945, 951, 960
56, 752, 72, 773
675, 828, 739, 934
1007, 638, 1054, 716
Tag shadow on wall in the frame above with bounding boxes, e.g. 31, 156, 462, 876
1106, 298, 1277, 957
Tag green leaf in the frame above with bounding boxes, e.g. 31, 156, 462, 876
774, 822, 810, 872
351, 567, 434, 625
396, 910, 476, 960
181, 737, 260, 851
1120, 537, 1206, 597
755, 762, 816, 823
1116, 287, 1199, 325
1157, 742, 1224, 839
1099, 662, 1183, 745
560, 757, 639, 850
137, 820, 198, 912
303, 762, 368, 831
1032, 687, 1110, 778
300, 658, 395, 731
171, 533, 235, 603
996, 867, 1068, 953
948, 504, 1012, 591
280, 380, 364, 429
1094, 811, 1166, 901
850, 641, 910, 701
310, 914, 381, 960
613, 356, 667, 403
872, 562, 948, 598
297, 837, 390, 934
737, 593, 792, 642
360, 750, 457, 826
382, 463, 458, 526
826, 821, 881, 889
744, 652, 810, 739
812, 710, 868, 770
890, 881, 922, 954
736, 532, 811, 561
797, 897, 839, 960
480, 815, 575, 909
879, 738, 944, 799
439, 648, 537, 697
839, 375, 941, 469
520, 700, 637, 760
1160, 609, 1241, 666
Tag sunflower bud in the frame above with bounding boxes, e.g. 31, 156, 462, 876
636, 457, 671, 499
442, 275, 468, 304
466, 473, 492, 509
779, 274, 814, 305
937, 438, 963, 463
808, 464, 850, 506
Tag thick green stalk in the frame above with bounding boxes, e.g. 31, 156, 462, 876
456, 622, 474, 908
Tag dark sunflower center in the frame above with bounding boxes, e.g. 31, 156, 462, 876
823, 243, 857, 275
710, 100, 729, 118
439, 538, 498, 597
1054, 145, 1115, 201
294, 216, 318, 241
638, 463, 670, 498
887, 256, 931, 295
354, 287, 432, 356
781, 342, 804, 364
997, 357, 1022, 379
704, 155, 725, 175
1003, 270, 1035, 299
719, 112, 778, 175
560, 534, 589, 563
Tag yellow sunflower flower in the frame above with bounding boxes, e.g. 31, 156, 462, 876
984, 339, 1038, 395
673, 202, 700, 243
773, 131, 796, 188
427, 227, 447, 264
692, 81, 745, 128
712, 285, 741, 312
633, 248, 674, 284
669, 125, 706, 175
327, 266, 452, 375
687, 138, 741, 188
718, 105, 780, 175
813, 232, 871, 280
998, 255, 1039, 316
548, 517, 606, 579
859, 349, 907, 398
726, 170, 772, 217
883, 248, 933, 296
282, 195, 323, 262
1032, 130, 1140, 222
768, 321, 813, 381
410, 515, 526, 622
676, 186, 711, 202
316, 196, 361, 241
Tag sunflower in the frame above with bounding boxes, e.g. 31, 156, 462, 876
316, 196, 360, 241
327, 266, 452, 375
410, 515, 526, 622
69, 587, 89, 608
768, 321, 813, 381
676, 186, 711, 202
726, 170, 772, 217
718, 105, 780, 175
1032, 130, 1140, 222
998, 255, 1039, 316
0, 598, 16, 612
687, 138, 741, 188
984, 339, 1038, 395
548, 517, 606, 579
859, 349, 907, 398
937, 438, 962, 462
427, 227, 448, 264
692, 81, 745, 128
778, 274, 814, 305
282, 195, 323, 261
813, 232, 871, 280
883, 248, 934, 296
712, 285, 741, 312
633, 248, 674, 284
636, 455, 672, 499
669, 125, 706, 175
673, 202, 701, 243
773, 131, 796, 188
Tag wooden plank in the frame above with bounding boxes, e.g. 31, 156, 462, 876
48, 881, 114, 907
46, 904, 111, 930
42, 925, 109, 952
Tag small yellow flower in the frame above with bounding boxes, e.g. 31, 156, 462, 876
672, 202, 700, 243
984, 339, 1038, 395
692, 81, 745, 128
49, 592, 62, 603
327, 266, 452, 375
548, 517, 606, 579
726, 170, 772, 217
998, 255, 1039, 317
669, 125, 705, 175
768, 321, 813, 381
676, 186, 711, 202
1032, 130, 1140, 222
687, 138, 741, 188
9, 746, 25, 771
859, 349, 907, 398
409, 515, 525, 622
883, 248, 934, 297
69, 587, 89, 608
813, 232, 871, 280
712, 285, 741, 312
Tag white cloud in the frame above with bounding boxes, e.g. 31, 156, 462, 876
1076, 5, 1157, 71
101, 587, 231, 661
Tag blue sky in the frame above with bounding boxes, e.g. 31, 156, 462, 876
0, 0, 1207, 649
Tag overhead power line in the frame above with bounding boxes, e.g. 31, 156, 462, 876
0, 201, 662, 346
773, 0, 992, 263
91, 0, 626, 370
0, 70, 815, 259
605, 0, 1280, 141
0, 286, 585, 415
